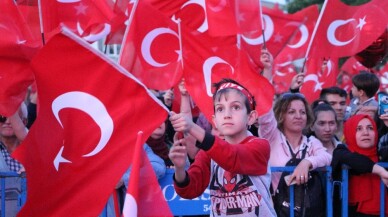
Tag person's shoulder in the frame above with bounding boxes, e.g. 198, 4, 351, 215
305, 135, 321, 145
245, 136, 268, 143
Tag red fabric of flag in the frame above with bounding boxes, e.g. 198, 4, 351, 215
40, 0, 115, 42
0, 0, 40, 116
122, 132, 173, 217
300, 58, 339, 103
119, 1, 182, 90
309, 0, 388, 58
182, 27, 274, 121
276, 4, 319, 62
13, 28, 168, 217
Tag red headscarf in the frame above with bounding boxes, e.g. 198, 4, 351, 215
344, 114, 387, 215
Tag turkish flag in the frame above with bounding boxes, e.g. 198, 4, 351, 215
40, 0, 115, 42
119, 1, 182, 90
182, 27, 274, 122
122, 132, 173, 217
276, 4, 319, 62
241, 5, 301, 67
12, 28, 168, 217
300, 58, 339, 103
341, 56, 369, 75
0, 0, 40, 116
308, 0, 388, 58
144, 0, 208, 34
16, 0, 42, 43
104, 0, 133, 45
272, 61, 297, 95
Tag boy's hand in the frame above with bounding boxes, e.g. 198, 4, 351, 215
169, 134, 188, 169
169, 111, 194, 134
163, 89, 174, 107
260, 48, 273, 70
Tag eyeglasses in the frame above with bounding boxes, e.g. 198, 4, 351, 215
0, 116, 6, 123
280, 92, 305, 100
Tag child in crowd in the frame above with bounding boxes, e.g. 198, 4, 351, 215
349, 72, 380, 117
169, 78, 276, 216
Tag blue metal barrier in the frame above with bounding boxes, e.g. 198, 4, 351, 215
158, 169, 210, 216
341, 163, 388, 217
270, 166, 333, 217
378, 162, 388, 217
0, 172, 26, 217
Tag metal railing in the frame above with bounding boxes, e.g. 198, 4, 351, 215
6, 164, 388, 217
270, 166, 333, 217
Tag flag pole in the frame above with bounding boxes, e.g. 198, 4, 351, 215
258, 0, 266, 49
274, 17, 307, 58
118, 0, 139, 61
37, 0, 45, 45
176, 19, 184, 69
123, 131, 143, 217
302, 0, 328, 73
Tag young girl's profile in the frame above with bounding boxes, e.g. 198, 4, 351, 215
169, 78, 276, 216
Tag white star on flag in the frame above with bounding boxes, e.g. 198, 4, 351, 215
356, 16, 366, 30
74, 3, 88, 16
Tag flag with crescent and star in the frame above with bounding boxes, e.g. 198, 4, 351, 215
0, 0, 40, 116
181, 25, 274, 122
39, 0, 116, 43
308, 0, 388, 58
12, 27, 168, 217
275, 4, 319, 63
119, 1, 183, 90
241, 5, 301, 67
300, 57, 339, 103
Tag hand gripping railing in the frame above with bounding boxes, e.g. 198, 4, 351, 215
270, 166, 333, 217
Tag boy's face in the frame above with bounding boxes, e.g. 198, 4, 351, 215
351, 85, 360, 98
212, 90, 253, 140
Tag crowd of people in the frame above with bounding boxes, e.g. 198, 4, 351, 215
3, 49, 388, 217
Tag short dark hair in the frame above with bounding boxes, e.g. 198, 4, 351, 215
352, 72, 380, 98
213, 78, 256, 113
320, 86, 347, 99
311, 99, 329, 111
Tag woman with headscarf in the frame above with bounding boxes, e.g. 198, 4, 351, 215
331, 114, 388, 216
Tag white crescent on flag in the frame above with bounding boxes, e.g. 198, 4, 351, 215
286, 22, 309, 49
242, 15, 274, 45
51, 91, 114, 170
327, 19, 356, 46
304, 74, 324, 92
141, 27, 179, 67
181, 0, 208, 33
203, 56, 234, 97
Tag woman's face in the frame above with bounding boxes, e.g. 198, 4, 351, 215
355, 118, 375, 149
283, 100, 307, 134
311, 111, 337, 144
